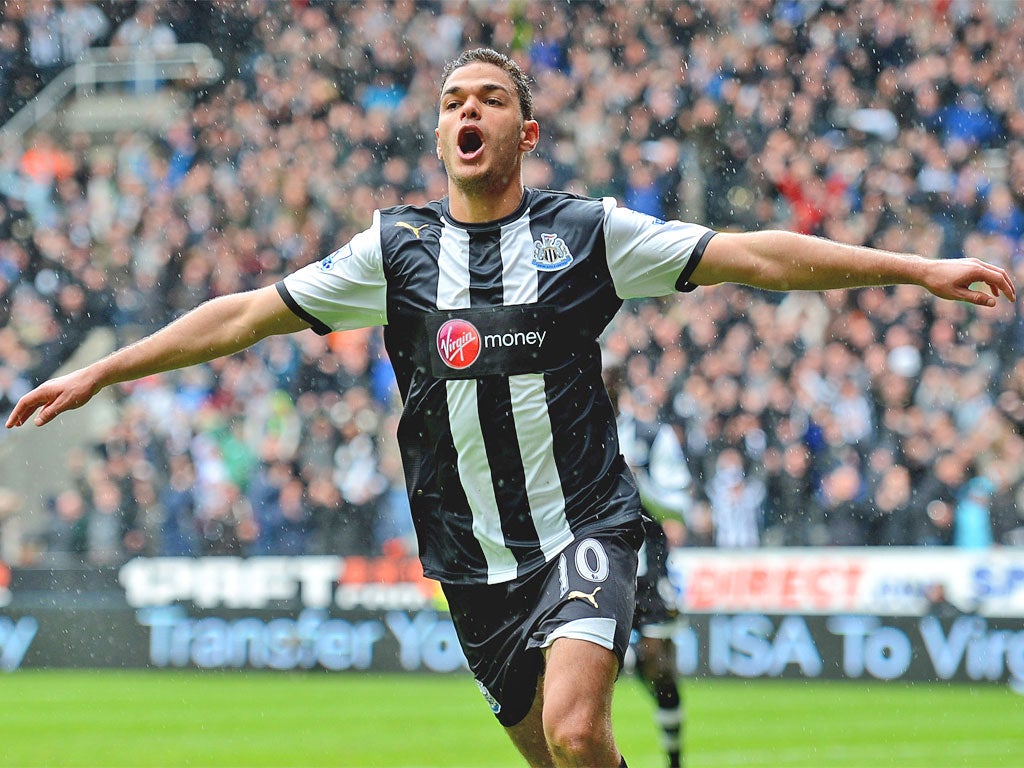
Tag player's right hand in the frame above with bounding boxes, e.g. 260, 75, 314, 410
5, 370, 99, 429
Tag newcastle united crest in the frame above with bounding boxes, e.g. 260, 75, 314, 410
531, 233, 574, 271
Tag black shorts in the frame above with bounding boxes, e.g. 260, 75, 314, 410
632, 517, 678, 638
443, 518, 643, 727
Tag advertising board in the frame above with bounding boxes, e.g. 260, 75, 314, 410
670, 548, 1024, 617
1, 549, 1023, 686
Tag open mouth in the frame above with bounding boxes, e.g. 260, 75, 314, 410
457, 126, 485, 160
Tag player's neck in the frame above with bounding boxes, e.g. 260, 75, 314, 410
446, 179, 526, 224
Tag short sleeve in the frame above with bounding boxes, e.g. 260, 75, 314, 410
601, 198, 716, 299
277, 211, 387, 334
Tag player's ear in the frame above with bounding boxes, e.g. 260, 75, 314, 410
519, 119, 539, 153
435, 127, 442, 160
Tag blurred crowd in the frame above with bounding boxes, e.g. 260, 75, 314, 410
1, 0, 1023, 567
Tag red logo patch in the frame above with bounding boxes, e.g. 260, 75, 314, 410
437, 319, 481, 369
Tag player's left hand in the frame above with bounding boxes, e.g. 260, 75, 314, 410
921, 257, 1016, 307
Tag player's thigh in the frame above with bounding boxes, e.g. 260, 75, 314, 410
542, 636, 619, 732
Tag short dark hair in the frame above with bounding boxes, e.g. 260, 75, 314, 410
440, 48, 534, 121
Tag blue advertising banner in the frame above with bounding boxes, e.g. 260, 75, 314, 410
1, 553, 1022, 688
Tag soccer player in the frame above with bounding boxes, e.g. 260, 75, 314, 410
632, 517, 685, 768
6, 49, 1016, 767
615, 380, 690, 768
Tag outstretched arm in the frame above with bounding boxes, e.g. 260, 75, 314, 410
6, 285, 310, 428
692, 230, 1016, 306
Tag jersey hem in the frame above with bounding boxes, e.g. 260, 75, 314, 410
275, 281, 332, 335
674, 229, 717, 292
428, 509, 643, 585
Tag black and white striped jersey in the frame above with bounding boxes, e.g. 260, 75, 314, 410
277, 188, 715, 585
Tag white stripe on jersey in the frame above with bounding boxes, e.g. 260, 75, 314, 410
509, 374, 573, 561
436, 220, 471, 310
501, 213, 573, 561
438, 220, 519, 582
446, 378, 520, 583
499, 214, 538, 304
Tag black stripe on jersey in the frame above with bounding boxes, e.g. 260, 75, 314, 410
675, 230, 717, 292
476, 377, 538, 561
468, 229, 504, 306
418, 391, 495, 574
275, 281, 331, 335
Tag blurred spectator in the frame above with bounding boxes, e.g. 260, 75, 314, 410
24, 1, 64, 85
159, 453, 198, 556
936, 89, 1002, 151
0, 21, 27, 117
111, 2, 176, 53
306, 470, 345, 556
19, 132, 75, 226
623, 162, 663, 220
817, 462, 869, 546
197, 480, 254, 556
954, 476, 996, 549
85, 477, 123, 566
763, 443, 821, 546
46, 488, 88, 564
111, 2, 177, 93
707, 449, 765, 549
867, 465, 914, 546
58, 0, 110, 63
333, 429, 388, 556
252, 475, 310, 555
978, 183, 1024, 243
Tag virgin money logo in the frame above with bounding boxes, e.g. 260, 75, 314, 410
437, 319, 481, 369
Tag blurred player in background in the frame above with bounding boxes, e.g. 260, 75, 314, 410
612, 367, 690, 768
632, 518, 685, 768
7, 48, 1016, 768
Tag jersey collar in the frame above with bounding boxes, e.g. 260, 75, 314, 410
441, 188, 532, 231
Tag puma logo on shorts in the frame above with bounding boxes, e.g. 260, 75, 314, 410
566, 586, 602, 608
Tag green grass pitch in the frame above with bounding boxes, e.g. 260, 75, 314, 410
1, 671, 1022, 767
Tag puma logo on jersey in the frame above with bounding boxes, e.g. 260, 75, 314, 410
396, 221, 430, 239
566, 587, 601, 609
